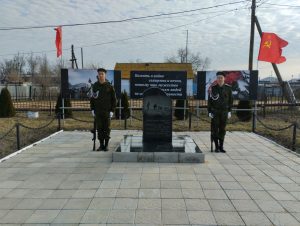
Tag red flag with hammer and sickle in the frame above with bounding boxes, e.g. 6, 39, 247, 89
258, 32, 288, 64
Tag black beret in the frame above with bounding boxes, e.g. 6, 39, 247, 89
97, 68, 107, 73
216, 71, 226, 77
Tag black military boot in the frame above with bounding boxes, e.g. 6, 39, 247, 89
214, 138, 219, 153
104, 139, 109, 151
97, 140, 104, 151
219, 139, 226, 153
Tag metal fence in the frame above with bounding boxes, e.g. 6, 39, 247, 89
1, 86, 299, 157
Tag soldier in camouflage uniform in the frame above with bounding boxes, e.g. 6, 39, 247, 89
208, 71, 233, 153
90, 68, 117, 151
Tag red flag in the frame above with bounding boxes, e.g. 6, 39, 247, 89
54, 26, 62, 57
258, 32, 288, 64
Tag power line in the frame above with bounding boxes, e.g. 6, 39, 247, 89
262, 3, 300, 8
0, 0, 248, 31
0, 6, 246, 57
80, 8, 242, 49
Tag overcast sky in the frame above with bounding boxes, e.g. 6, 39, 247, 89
0, 0, 299, 80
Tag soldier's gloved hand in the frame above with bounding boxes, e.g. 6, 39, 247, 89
228, 112, 231, 119
91, 110, 95, 117
109, 112, 113, 118
208, 113, 214, 119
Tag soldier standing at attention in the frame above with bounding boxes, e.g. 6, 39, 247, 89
91, 68, 117, 151
208, 71, 233, 153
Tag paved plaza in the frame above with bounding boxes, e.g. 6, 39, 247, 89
0, 130, 300, 225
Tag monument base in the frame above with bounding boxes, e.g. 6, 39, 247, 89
113, 135, 205, 163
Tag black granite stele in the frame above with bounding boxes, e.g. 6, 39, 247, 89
142, 87, 172, 143
113, 87, 205, 163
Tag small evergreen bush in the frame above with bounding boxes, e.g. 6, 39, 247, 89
174, 99, 189, 120
236, 100, 252, 121
0, 88, 16, 117
115, 91, 130, 119
55, 93, 73, 118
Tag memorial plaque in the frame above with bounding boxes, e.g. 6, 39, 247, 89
143, 87, 172, 143
130, 71, 187, 99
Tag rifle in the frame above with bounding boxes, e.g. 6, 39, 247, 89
92, 117, 96, 151
88, 79, 97, 151
210, 118, 213, 152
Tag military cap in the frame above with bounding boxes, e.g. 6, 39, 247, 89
216, 71, 226, 77
97, 68, 107, 73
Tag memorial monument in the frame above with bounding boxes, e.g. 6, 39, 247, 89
114, 87, 204, 163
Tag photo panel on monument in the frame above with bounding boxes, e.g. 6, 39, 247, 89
66, 69, 121, 99
196, 70, 258, 101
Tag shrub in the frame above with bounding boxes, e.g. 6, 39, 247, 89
115, 91, 130, 119
55, 93, 73, 118
0, 88, 16, 117
174, 99, 189, 120
236, 100, 252, 121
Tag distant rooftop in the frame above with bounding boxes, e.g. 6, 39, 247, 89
260, 76, 278, 83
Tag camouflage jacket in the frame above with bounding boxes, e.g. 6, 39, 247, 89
90, 81, 116, 113
208, 84, 233, 113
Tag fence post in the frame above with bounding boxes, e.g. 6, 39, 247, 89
57, 113, 61, 131
263, 105, 266, 118
49, 90, 52, 116
124, 117, 127, 130
188, 112, 192, 131
130, 100, 132, 126
16, 123, 20, 150
119, 99, 122, 126
62, 98, 65, 119
252, 102, 257, 133
292, 123, 297, 152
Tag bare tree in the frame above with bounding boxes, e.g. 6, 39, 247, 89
26, 53, 40, 80
51, 59, 67, 87
165, 48, 211, 73
38, 55, 51, 77
0, 55, 26, 83
33, 55, 53, 97
85, 63, 99, 69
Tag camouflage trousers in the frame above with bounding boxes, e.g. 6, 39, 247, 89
95, 111, 111, 141
211, 110, 228, 141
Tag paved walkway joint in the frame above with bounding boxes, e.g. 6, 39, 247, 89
0, 130, 299, 225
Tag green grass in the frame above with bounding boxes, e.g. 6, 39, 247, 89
1, 110, 299, 158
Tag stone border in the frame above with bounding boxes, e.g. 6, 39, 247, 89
0, 130, 64, 163
253, 132, 300, 157
113, 151, 204, 163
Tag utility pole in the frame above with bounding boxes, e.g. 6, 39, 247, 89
184, 29, 189, 123
248, 0, 256, 132
185, 30, 189, 63
70, 45, 78, 69
248, 0, 256, 70
81, 47, 84, 69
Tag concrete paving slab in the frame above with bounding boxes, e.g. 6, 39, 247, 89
0, 130, 299, 225
187, 210, 216, 225
239, 212, 272, 226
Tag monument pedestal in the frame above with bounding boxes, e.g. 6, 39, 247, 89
113, 87, 205, 163
113, 135, 205, 163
